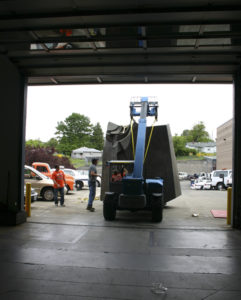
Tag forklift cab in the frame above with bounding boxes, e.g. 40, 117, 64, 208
104, 159, 163, 222
106, 160, 134, 194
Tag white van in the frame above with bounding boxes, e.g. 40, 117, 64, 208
210, 169, 232, 190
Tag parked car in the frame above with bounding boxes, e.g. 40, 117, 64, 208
77, 169, 101, 187
63, 168, 101, 190
190, 178, 212, 190
187, 173, 198, 181
210, 169, 232, 190
32, 162, 75, 193
24, 186, 38, 202
24, 165, 67, 201
178, 172, 188, 180
63, 168, 88, 190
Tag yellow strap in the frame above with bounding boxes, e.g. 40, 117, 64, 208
131, 120, 135, 159
144, 119, 156, 162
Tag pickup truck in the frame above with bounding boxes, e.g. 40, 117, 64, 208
32, 162, 75, 193
226, 171, 232, 188
210, 169, 232, 190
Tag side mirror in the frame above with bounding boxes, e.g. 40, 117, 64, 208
219, 174, 224, 179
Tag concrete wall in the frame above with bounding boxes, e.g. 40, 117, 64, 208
177, 159, 214, 174
216, 119, 233, 170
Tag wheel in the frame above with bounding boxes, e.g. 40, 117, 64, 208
96, 180, 101, 187
103, 194, 116, 221
42, 187, 54, 201
200, 186, 203, 190
151, 196, 163, 223
76, 181, 84, 190
217, 182, 224, 191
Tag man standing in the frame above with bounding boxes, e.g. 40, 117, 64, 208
87, 158, 101, 212
52, 165, 67, 207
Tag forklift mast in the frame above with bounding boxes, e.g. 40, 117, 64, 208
130, 97, 158, 179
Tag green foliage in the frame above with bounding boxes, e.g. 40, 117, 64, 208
182, 122, 213, 142
26, 138, 59, 149
69, 158, 86, 169
55, 113, 93, 156
176, 155, 204, 161
26, 113, 104, 157
173, 121, 212, 157
26, 139, 45, 147
25, 146, 75, 169
181, 129, 191, 137
90, 122, 104, 150
45, 138, 59, 148
172, 135, 196, 156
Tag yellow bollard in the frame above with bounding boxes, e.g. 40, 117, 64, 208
227, 187, 232, 225
25, 183, 31, 217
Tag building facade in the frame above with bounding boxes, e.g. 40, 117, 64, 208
186, 142, 216, 154
71, 147, 102, 160
216, 119, 233, 170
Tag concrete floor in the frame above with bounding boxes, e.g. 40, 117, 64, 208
0, 182, 241, 300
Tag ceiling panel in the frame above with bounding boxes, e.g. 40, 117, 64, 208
0, 1, 240, 84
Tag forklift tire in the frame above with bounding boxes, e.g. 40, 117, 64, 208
151, 196, 163, 223
103, 195, 116, 221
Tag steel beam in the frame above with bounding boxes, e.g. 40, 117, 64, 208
232, 71, 241, 228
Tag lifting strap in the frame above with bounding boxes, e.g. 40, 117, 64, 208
144, 119, 156, 163
131, 119, 135, 159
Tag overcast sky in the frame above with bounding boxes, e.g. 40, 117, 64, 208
26, 84, 233, 142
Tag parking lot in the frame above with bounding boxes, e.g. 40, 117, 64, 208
29, 181, 228, 229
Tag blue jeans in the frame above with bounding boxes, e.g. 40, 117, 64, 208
88, 181, 96, 207
54, 187, 64, 205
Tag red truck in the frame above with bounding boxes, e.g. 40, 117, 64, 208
32, 162, 75, 193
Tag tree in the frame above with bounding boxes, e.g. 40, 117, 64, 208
25, 146, 75, 168
55, 113, 93, 155
90, 122, 104, 150
181, 129, 191, 137
45, 138, 58, 148
26, 139, 45, 147
173, 121, 213, 156
181, 122, 213, 143
172, 135, 189, 156
189, 122, 212, 142
172, 135, 197, 156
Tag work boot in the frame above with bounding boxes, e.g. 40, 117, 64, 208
86, 205, 95, 212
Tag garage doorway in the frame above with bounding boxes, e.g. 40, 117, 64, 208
25, 83, 233, 228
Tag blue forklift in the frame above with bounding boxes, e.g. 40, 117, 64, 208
103, 97, 164, 222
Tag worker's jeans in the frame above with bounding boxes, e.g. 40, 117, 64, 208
54, 187, 64, 205
88, 181, 96, 207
